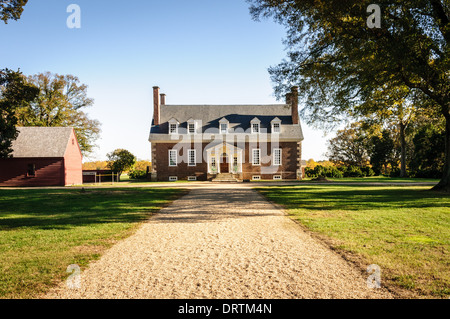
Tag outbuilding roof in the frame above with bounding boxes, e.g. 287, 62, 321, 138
11, 127, 75, 158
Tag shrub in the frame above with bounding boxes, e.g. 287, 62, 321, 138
305, 165, 343, 178
128, 170, 148, 180
361, 166, 376, 177
343, 166, 364, 177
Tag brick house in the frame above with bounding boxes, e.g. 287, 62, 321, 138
149, 86, 304, 182
0, 127, 83, 187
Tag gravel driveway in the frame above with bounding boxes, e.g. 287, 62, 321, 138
46, 185, 392, 299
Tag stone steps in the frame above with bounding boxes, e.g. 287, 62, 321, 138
212, 173, 240, 182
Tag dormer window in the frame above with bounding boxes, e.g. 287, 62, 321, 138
251, 118, 261, 134
220, 124, 228, 134
219, 118, 229, 134
271, 117, 282, 134
187, 119, 196, 134
188, 123, 196, 134
168, 118, 179, 135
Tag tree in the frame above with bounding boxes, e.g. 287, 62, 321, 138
15, 72, 101, 155
0, 68, 38, 158
370, 130, 396, 175
410, 125, 446, 177
106, 149, 136, 179
1, 0, 28, 23
326, 122, 370, 167
249, 0, 450, 191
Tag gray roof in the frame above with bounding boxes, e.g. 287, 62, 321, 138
11, 127, 74, 158
150, 104, 304, 141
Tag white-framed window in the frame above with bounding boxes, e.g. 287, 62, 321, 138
273, 175, 282, 180
252, 176, 261, 181
188, 176, 197, 181
252, 123, 260, 134
251, 118, 261, 134
169, 176, 178, 182
220, 123, 228, 134
252, 149, 261, 166
271, 117, 282, 133
169, 123, 178, 134
272, 123, 281, 133
273, 148, 282, 166
188, 123, 196, 134
169, 150, 177, 167
188, 149, 196, 166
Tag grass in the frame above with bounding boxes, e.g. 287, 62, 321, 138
257, 185, 450, 298
0, 187, 185, 299
301, 176, 440, 183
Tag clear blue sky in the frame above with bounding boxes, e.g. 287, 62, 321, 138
0, 0, 331, 161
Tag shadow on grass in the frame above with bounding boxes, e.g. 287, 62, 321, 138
256, 185, 450, 211
0, 188, 183, 231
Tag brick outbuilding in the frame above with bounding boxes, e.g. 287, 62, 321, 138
0, 127, 83, 187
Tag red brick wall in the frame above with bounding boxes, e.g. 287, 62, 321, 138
153, 141, 300, 181
63, 130, 83, 186
0, 158, 65, 187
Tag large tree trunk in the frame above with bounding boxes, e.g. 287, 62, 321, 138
432, 111, 450, 192
400, 122, 407, 178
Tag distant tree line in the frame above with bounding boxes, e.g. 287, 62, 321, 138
322, 114, 445, 178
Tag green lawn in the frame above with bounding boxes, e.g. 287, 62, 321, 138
0, 188, 185, 299
257, 185, 450, 298
301, 176, 440, 183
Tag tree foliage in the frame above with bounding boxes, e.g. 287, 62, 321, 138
0, 68, 38, 158
106, 149, 136, 176
369, 130, 396, 175
0, 0, 28, 24
326, 122, 370, 166
249, 0, 450, 190
15, 72, 101, 156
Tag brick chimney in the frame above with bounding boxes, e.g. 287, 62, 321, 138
160, 93, 166, 106
290, 86, 299, 125
153, 86, 160, 126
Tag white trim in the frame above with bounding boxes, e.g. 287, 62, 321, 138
188, 149, 196, 166
252, 149, 261, 166
251, 117, 261, 134
188, 123, 196, 134
169, 123, 178, 134
273, 148, 282, 166
188, 176, 197, 181
272, 122, 281, 133
252, 175, 261, 181
169, 176, 178, 182
169, 150, 177, 167
220, 123, 228, 134
273, 175, 282, 180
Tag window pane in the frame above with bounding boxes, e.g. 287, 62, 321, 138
169, 150, 177, 166
253, 149, 260, 165
170, 124, 177, 134
221, 124, 228, 134
274, 149, 282, 165
189, 123, 195, 133
273, 123, 280, 133
252, 124, 259, 133
188, 150, 196, 166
